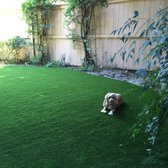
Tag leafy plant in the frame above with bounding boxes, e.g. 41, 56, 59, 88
45, 60, 69, 68
7, 36, 27, 63
111, 7, 168, 151
64, 0, 108, 67
22, 0, 55, 64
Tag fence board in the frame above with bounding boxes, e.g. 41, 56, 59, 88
47, 0, 168, 69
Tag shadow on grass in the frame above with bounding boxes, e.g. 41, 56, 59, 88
114, 103, 130, 120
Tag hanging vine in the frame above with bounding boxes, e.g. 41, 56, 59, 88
111, 8, 168, 151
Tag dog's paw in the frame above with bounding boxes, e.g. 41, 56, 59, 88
101, 109, 107, 113
108, 111, 114, 115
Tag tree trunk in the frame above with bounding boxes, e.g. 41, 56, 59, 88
83, 39, 95, 66
32, 23, 36, 57
82, 7, 96, 67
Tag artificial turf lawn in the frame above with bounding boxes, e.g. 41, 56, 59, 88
0, 66, 167, 168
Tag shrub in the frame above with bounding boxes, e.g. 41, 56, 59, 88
7, 36, 27, 63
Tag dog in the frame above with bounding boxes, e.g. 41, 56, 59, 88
101, 93, 123, 115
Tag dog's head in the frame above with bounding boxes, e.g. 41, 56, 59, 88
103, 92, 123, 112
105, 93, 117, 106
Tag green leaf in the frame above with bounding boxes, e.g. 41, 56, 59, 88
111, 54, 116, 63
133, 11, 139, 18
146, 61, 152, 70
118, 27, 122, 35
126, 53, 132, 62
121, 51, 126, 61
133, 21, 138, 32
111, 29, 117, 35
141, 39, 152, 50
139, 30, 146, 37
121, 35, 126, 43
134, 58, 140, 65
127, 32, 131, 36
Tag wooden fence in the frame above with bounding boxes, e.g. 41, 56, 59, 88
47, 0, 168, 69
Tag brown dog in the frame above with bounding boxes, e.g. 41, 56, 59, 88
101, 93, 123, 115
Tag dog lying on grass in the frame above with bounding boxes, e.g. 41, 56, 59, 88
101, 93, 123, 115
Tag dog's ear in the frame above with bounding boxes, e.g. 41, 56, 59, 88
103, 93, 110, 107
104, 93, 110, 100
111, 93, 117, 100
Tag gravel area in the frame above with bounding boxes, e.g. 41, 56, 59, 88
87, 69, 144, 87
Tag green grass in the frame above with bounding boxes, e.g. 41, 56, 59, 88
0, 66, 167, 168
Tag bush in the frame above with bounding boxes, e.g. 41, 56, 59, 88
7, 36, 27, 63
45, 60, 70, 68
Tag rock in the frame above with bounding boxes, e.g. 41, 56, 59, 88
86, 69, 144, 86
